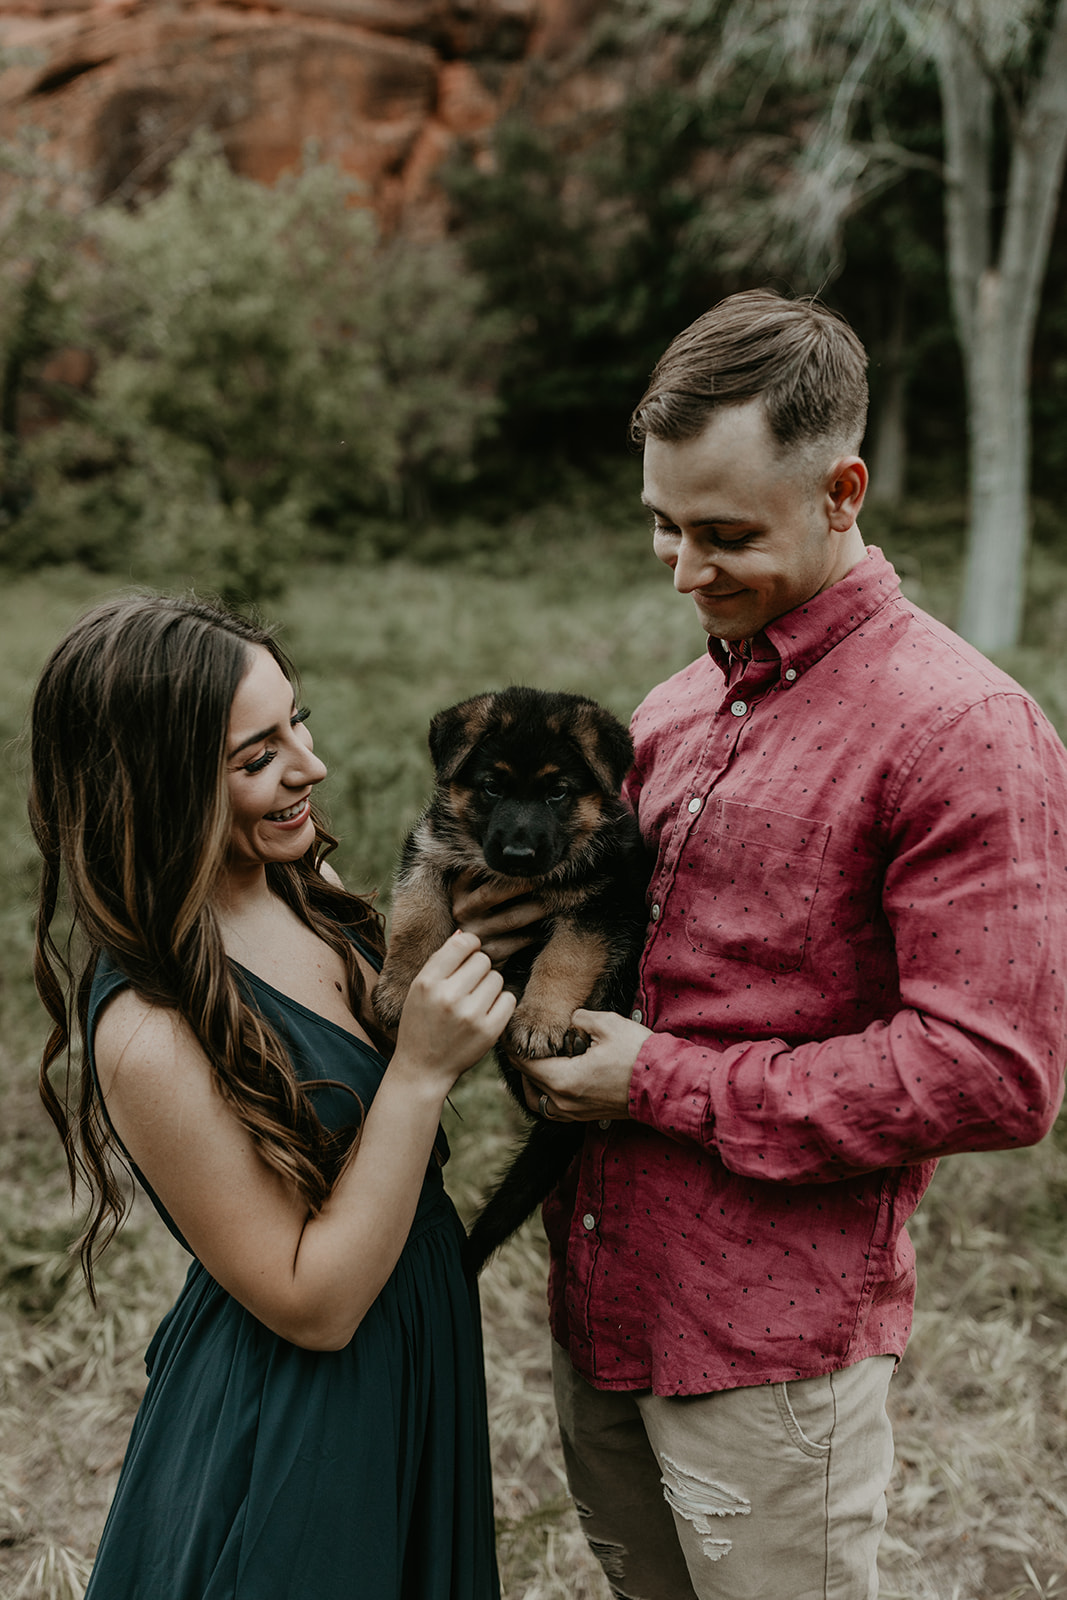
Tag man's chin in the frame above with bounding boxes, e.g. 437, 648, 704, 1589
694, 597, 753, 639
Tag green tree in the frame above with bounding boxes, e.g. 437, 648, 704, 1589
0, 136, 87, 529
443, 51, 798, 463
4, 140, 507, 597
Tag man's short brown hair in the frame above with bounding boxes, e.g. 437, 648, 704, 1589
630, 289, 868, 455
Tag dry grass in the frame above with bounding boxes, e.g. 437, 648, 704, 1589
873, 1141, 1067, 1600
0, 1051, 187, 1600
480, 1240, 611, 1600
443, 1070, 612, 1598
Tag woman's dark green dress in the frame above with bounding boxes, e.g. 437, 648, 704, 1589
82, 948, 500, 1600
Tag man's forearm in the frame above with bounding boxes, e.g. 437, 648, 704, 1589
629, 1010, 1065, 1183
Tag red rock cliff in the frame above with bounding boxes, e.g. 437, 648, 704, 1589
0, 0, 602, 228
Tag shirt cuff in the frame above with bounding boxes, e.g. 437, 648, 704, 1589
628, 1030, 717, 1147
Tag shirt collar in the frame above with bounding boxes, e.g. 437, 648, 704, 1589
706, 546, 901, 684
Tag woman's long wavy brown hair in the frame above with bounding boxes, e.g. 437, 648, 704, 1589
30, 592, 388, 1299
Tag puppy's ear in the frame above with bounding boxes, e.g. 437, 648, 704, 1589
428, 693, 498, 781
571, 702, 634, 794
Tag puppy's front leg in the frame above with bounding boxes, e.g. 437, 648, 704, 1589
505, 922, 610, 1061
373, 859, 456, 1030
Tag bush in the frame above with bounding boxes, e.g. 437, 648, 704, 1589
1, 139, 510, 598
0, 136, 87, 528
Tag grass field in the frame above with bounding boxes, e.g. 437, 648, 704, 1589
1, 483, 1066, 1598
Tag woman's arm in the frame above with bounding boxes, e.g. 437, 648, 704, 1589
95, 932, 513, 1351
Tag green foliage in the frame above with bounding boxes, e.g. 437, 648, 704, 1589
1, 140, 507, 598
0, 137, 87, 526
441, 2, 960, 483
444, 113, 643, 451
442, 49, 798, 459
442, 0, 1065, 507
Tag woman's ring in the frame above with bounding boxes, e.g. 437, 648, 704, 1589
539, 1092, 555, 1120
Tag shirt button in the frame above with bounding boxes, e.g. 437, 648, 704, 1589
730, 699, 748, 716
650, 902, 661, 921
582, 1213, 596, 1231
784, 667, 798, 682
598, 1118, 611, 1131
631, 1008, 644, 1024
687, 797, 702, 814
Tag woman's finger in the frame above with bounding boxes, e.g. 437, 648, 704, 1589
413, 929, 484, 985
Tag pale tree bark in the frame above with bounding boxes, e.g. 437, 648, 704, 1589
938, 0, 1067, 651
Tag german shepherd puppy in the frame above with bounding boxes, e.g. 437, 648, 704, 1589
373, 686, 648, 1272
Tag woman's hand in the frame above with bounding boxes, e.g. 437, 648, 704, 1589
451, 871, 547, 966
391, 930, 516, 1092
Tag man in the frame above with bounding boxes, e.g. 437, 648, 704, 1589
515, 289, 1067, 1599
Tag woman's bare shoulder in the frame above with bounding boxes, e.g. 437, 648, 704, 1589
93, 986, 206, 1100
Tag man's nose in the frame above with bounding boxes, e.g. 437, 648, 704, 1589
673, 536, 719, 594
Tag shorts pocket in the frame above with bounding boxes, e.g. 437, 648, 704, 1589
774, 1376, 833, 1458
683, 799, 830, 972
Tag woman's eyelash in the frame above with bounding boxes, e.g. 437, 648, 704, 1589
243, 750, 276, 774
240, 708, 311, 773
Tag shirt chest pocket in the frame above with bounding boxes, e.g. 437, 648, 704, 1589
682, 799, 831, 971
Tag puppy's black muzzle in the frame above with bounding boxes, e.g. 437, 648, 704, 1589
483, 798, 566, 877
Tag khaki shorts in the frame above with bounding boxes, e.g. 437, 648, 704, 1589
552, 1342, 896, 1600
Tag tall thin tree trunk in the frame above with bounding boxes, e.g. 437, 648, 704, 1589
956, 272, 1032, 647
940, 0, 1067, 653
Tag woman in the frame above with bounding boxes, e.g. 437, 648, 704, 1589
30, 592, 515, 1599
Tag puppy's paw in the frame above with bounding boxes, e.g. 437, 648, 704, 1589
504, 1010, 589, 1061
372, 967, 409, 1030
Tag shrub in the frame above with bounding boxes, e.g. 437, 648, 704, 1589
2, 139, 509, 597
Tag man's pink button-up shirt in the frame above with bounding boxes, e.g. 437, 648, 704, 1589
545, 548, 1067, 1396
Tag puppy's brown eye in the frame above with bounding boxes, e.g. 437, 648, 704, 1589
482, 779, 503, 799
547, 789, 569, 805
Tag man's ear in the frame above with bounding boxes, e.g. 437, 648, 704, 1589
826, 457, 868, 532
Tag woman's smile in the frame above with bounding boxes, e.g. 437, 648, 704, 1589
265, 796, 312, 825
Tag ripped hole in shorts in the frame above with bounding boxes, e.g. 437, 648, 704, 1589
659, 1452, 750, 1564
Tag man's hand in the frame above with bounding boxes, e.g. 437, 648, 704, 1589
518, 1009, 651, 1122
451, 870, 547, 966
